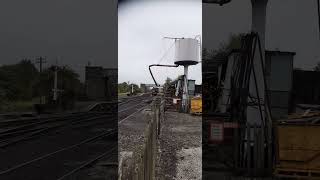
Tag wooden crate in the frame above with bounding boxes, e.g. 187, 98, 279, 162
276, 124, 320, 177
275, 168, 320, 179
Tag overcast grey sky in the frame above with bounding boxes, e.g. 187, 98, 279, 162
0, 0, 117, 81
203, 0, 320, 70
1, 0, 318, 84
119, 0, 320, 85
118, 0, 202, 85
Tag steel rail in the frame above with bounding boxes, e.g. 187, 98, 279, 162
0, 129, 116, 176
0, 114, 111, 148
56, 145, 117, 180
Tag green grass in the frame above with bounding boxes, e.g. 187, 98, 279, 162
0, 99, 38, 113
118, 93, 128, 98
12, 101, 34, 111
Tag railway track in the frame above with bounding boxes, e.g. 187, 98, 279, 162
0, 94, 153, 179
0, 113, 111, 148
0, 112, 117, 180
0, 129, 117, 180
118, 93, 153, 122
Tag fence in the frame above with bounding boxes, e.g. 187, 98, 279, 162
123, 97, 165, 180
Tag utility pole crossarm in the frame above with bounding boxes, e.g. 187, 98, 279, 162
36, 56, 47, 73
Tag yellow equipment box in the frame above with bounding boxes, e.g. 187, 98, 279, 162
275, 124, 320, 178
190, 97, 202, 115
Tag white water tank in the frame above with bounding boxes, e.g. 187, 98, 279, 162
174, 38, 199, 66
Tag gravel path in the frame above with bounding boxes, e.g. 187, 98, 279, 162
156, 112, 201, 180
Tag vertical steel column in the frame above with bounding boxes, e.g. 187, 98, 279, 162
182, 65, 189, 112
247, 0, 268, 125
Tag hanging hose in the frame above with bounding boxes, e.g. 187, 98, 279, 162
149, 64, 178, 86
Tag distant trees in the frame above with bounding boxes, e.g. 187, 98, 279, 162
118, 82, 129, 93
0, 60, 83, 111
0, 60, 38, 101
132, 84, 141, 93
118, 82, 141, 93
314, 62, 320, 71
204, 34, 242, 61
165, 77, 172, 84
202, 34, 242, 112
35, 65, 83, 105
163, 77, 172, 90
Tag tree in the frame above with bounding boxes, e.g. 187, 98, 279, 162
118, 82, 141, 93
314, 62, 320, 71
202, 34, 243, 112
118, 82, 129, 93
165, 77, 172, 85
0, 59, 38, 101
131, 84, 141, 93
163, 77, 172, 90
35, 65, 82, 104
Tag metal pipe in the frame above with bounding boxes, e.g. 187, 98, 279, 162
148, 64, 178, 86
247, 0, 268, 125
203, 0, 231, 5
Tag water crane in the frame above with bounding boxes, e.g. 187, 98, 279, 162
149, 37, 201, 113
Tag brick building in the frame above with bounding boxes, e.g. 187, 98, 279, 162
85, 66, 117, 101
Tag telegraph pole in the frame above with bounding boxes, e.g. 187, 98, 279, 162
36, 56, 46, 104
53, 59, 59, 102
36, 56, 46, 73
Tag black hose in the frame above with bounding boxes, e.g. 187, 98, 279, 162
202, 0, 231, 6
148, 64, 178, 86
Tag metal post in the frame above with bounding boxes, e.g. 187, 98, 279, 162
36, 56, 46, 104
182, 65, 189, 112
53, 66, 58, 101
247, 0, 269, 175
247, 0, 268, 125
131, 84, 134, 95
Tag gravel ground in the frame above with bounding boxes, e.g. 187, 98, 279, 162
156, 112, 201, 180
176, 147, 202, 180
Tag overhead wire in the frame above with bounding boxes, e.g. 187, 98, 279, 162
149, 40, 177, 86
157, 41, 175, 64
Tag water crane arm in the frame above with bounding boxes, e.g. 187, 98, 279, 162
203, 0, 231, 5
149, 64, 178, 87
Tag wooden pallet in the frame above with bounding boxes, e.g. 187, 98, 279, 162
275, 168, 320, 179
